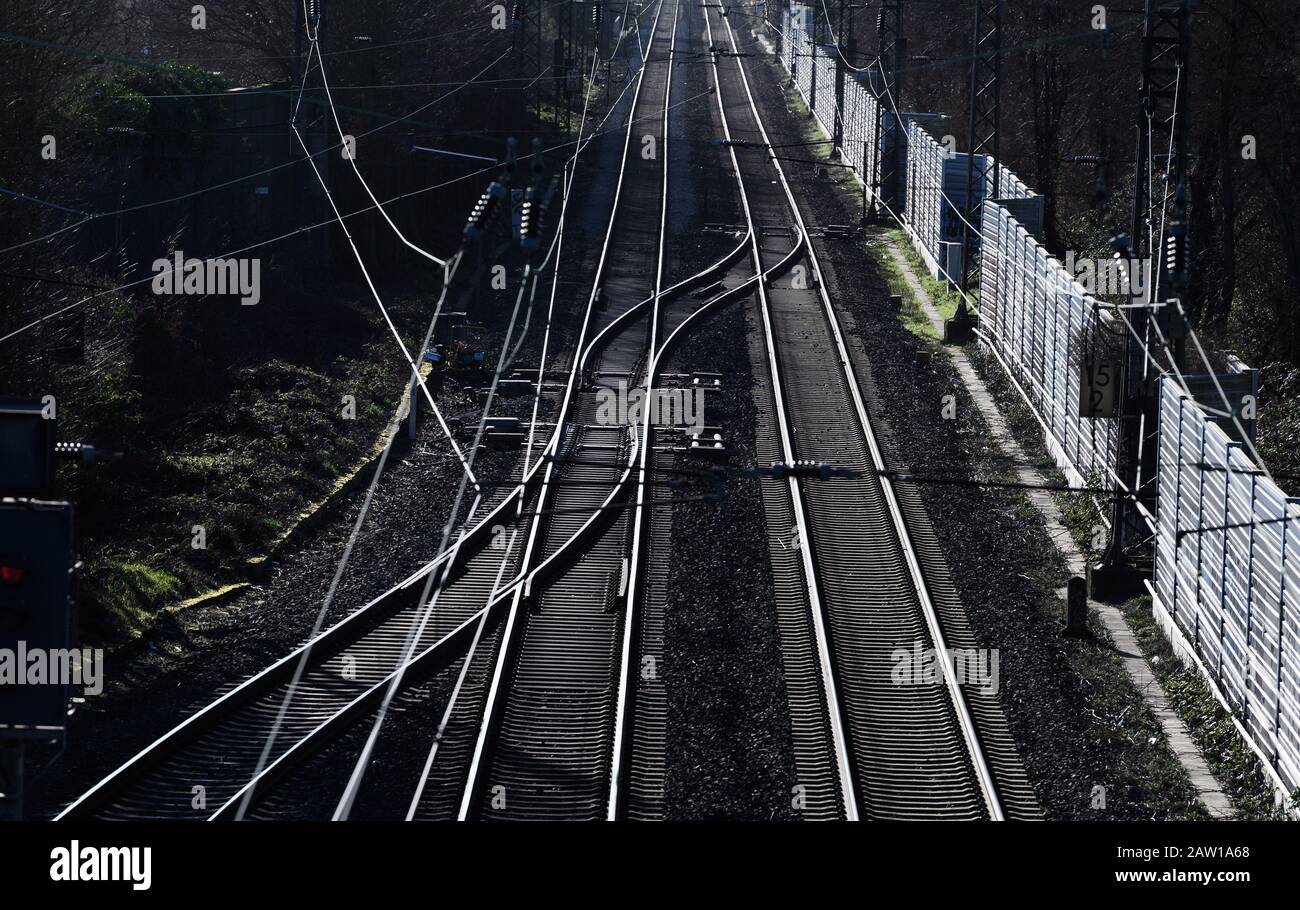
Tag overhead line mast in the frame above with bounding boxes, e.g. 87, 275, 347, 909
872, 0, 905, 218
557, 0, 575, 133
956, 0, 1000, 309
513, 1, 545, 123
831, 0, 852, 149
1093, 0, 1193, 595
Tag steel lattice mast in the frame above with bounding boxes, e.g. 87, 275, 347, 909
1094, 0, 1192, 594
513, 1, 545, 122
958, 0, 1000, 301
873, 1, 905, 213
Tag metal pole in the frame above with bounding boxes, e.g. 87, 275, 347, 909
537, 0, 545, 123
1094, 0, 1190, 595
408, 373, 419, 441
295, 0, 305, 96
862, 138, 869, 223
958, 0, 1000, 303
875, 2, 905, 215
809, 13, 818, 115
833, 0, 847, 149
0, 741, 24, 821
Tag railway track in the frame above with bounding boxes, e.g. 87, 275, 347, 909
55, 4, 674, 822
457, 0, 698, 821
58, 0, 1040, 823
703, 2, 1041, 820
455, 0, 806, 820
60, 0, 743, 823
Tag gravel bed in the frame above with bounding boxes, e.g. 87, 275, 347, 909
659, 304, 799, 820
26, 20, 1204, 823
735, 32, 1202, 820
26, 396, 519, 819
655, 3, 799, 819
25, 88, 632, 819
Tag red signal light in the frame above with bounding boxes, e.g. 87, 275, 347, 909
1, 565, 25, 583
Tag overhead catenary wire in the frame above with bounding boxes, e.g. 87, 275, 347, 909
2, 23, 706, 344
0, 42, 515, 260
358, 3, 675, 817
0, 66, 706, 348
287, 38, 480, 491
864, 40, 1250, 465
778, 21, 1153, 527
0, 1, 576, 67
1135, 64, 1275, 484
313, 33, 452, 272
226, 3, 499, 818
453, 0, 674, 820
234, 1, 573, 815
752, 11, 1282, 569
785, 7, 1293, 552
339, 21, 659, 817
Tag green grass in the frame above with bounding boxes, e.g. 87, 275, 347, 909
780, 74, 966, 343
774, 50, 1289, 822
784, 79, 863, 197
1055, 470, 1108, 563
888, 228, 967, 322
87, 560, 185, 632
67, 337, 409, 642
781, 79, 943, 344
1122, 596, 1299, 820
965, 336, 1294, 820
779, 50, 1215, 819
864, 234, 939, 341
1070, 603, 1210, 820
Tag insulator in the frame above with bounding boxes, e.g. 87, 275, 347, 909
1165, 224, 1189, 290
464, 181, 506, 241
592, 3, 602, 29
520, 197, 541, 251
769, 459, 836, 480
1164, 181, 1190, 289
520, 175, 558, 252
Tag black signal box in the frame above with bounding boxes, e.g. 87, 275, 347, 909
0, 399, 55, 498
0, 501, 74, 739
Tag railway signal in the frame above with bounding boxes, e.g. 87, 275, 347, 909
464, 182, 508, 242
464, 140, 518, 243
0, 398, 89, 820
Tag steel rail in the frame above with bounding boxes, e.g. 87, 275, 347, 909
457, 0, 675, 820
703, 4, 859, 821
713, 2, 1004, 820
608, 0, 682, 822
56, 6, 668, 821
454, 1, 765, 821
